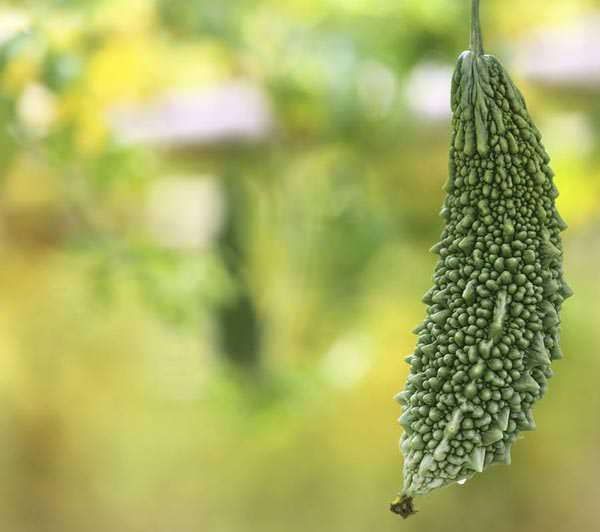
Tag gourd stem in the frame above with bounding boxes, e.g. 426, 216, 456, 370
470, 0, 484, 55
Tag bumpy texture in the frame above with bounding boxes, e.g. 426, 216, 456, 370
395, 45, 572, 500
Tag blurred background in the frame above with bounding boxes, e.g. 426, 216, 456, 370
0, 0, 598, 531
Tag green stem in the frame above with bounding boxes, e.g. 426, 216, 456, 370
470, 0, 484, 55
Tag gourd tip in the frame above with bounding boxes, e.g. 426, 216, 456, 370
390, 494, 417, 518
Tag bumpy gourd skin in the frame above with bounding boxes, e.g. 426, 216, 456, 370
395, 50, 572, 498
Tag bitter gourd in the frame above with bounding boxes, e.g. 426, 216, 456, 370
391, 0, 571, 517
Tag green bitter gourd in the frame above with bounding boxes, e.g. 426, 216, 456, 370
391, 0, 571, 517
